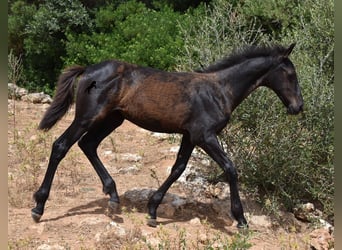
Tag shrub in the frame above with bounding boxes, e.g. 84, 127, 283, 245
8, 0, 93, 94
64, 0, 185, 70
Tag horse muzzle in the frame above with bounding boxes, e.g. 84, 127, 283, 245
287, 102, 304, 115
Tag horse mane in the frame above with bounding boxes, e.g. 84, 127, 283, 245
196, 44, 288, 73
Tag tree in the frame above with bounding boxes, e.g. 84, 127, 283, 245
65, 0, 185, 70
18, 0, 92, 93
8, 1, 36, 56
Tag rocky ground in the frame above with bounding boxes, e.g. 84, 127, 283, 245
8, 90, 334, 249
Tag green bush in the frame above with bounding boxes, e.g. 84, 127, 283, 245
8, 0, 93, 94
64, 0, 185, 70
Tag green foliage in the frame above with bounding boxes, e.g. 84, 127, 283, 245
176, 0, 269, 71
8, 1, 36, 56
65, 0, 184, 70
238, 0, 303, 38
8, 0, 93, 94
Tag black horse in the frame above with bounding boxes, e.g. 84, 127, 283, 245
31, 44, 303, 228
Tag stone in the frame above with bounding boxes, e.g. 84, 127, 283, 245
250, 215, 272, 228
106, 221, 126, 237
120, 153, 142, 162
123, 188, 155, 204
293, 202, 317, 222
29, 135, 38, 141
103, 150, 113, 156
159, 203, 176, 217
319, 219, 334, 233
310, 228, 334, 250
189, 217, 201, 225
118, 165, 140, 174
22, 92, 50, 104
8, 83, 28, 99
41, 95, 53, 104
171, 196, 187, 208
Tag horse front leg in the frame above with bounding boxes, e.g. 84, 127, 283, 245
147, 134, 194, 227
198, 134, 248, 228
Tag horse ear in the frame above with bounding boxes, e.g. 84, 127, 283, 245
284, 43, 296, 58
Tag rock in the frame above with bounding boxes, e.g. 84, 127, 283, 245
120, 153, 142, 162
8, 83, 28, 99
310, 228, 334, 250
118, 165, 140, 174
250, 215, 272, 228
208, 182, 230, 199
41, 95, 53, 104
22, 92, 52, 104
8, 83, 52, 103
158, 203, 176, 217
293, 202, 320, 222
171, 195, 187, 208
190, 217, 201, 225
95, 221, 127, 246
123, 188, 188, 215
319, 219, 334, 233
123, 188, 155, 204
106, 221, 126, 237
103, 150, 113, 156
30, 135, 38, 141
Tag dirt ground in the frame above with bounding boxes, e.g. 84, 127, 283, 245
8, 100, 325, 249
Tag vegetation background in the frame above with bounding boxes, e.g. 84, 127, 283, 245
8, 0, 334, 224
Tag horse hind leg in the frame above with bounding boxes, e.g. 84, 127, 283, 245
32, 120, 88, 222
78, 112, 124, 212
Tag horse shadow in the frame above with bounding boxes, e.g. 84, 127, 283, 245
40, 188, 254, 234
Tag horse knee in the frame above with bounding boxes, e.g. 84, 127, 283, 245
223, 164, 238, 183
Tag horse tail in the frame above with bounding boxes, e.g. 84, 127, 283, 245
38, 65, 85, 131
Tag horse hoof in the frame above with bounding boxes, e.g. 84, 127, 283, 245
31, 211, 42, 223
108, 200, 120, 213
147, 218, 157, 227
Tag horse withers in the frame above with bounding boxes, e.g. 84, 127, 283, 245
31, 44, 303, 228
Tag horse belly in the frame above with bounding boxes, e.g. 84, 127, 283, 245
124, 102, 189, 133
120, 90, 190, 133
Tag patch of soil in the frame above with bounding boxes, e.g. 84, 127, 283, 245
8, 100, 318, 249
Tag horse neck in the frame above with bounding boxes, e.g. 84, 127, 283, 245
217, 57, 278, 112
